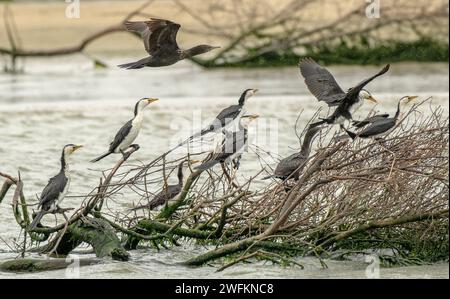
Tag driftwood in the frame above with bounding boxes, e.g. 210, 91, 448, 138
0, 258, 101, 273
0, 99, 448, 270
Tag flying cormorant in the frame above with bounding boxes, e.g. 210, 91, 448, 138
298, 58, 389, 127
118, 18, 220, 69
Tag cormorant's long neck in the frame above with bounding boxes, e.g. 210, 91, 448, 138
60, 150, 68, 173
177, 163, 184, 186
183, 46, 208, 59
134, 102, 141, 118
300, 130, 317, 156
394, 99, 403, 120
238, 93, 246, 106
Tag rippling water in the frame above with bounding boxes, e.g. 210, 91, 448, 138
0, 57, 448, 278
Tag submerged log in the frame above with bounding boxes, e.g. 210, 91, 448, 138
0, 258, 101, 273
41, 217, 130, 261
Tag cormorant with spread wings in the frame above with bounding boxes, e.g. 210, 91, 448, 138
119, 18, 220, 69
299, 58, 390, 127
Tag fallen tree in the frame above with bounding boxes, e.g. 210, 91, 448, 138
0, 99, 448, 271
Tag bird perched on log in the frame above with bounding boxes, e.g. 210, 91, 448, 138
175, 89, 258, 149
263, 126, 322, 181
195, 115, 259, 171
91, 98, 159, 162
298, 58, 389, 127
118, 18, 220, 69
342, 96, 418, 140
130, 159, 199, 212
28, 144, 83, 230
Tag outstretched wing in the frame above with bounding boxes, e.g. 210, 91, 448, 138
346, 64, 390, 102
299, 58, 346, 106
124, 18, 181, 55
109, 120, 133, 152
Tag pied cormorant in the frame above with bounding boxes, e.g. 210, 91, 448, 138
91, 98, 158, 162
176, 89, 258, 148
195, 114, 259, 171
343, 96, 418, 140
298, 58, 389, 127
28, 144, 83, 230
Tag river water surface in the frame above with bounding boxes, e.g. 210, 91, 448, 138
0, 57, 448, 278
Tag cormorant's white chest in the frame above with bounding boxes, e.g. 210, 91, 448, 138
118, 114, 143, 152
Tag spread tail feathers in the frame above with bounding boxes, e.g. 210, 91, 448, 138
28, 210, 45, 231
90, 152, 112, 163
117, 61, 145, 69
195, 159, 220, 171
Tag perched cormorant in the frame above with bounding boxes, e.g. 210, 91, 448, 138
130, 159, 199, 211
263, 126, 322, 181
195, 115, 259, 171
91, 98, 159, 162
176, 89, 258, 148
352, 114, 390, 128
118, 18, 220, 69
28, 144, 83, 230
298, 58, 389, 127
343, 96, 418, 140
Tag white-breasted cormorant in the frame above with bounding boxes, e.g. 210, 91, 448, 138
91, 98, 159, 162
195, 115, 259, 171
298, 58, 389, 127
343, 96, 418, 140
130, 159, 198, 211
176, 89, 258, 148
28, 144, 83, 230
263, 126, 322, 181
118, 18, 220, 69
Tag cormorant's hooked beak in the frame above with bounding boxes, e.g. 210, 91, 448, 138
366, 96, 378, 104
146, 98, 159, 104
211, 46, 221, 50
72, 145, 83, 152
405, 95, 418, 103
243, 114, 260, 121
188, 159, 200, 165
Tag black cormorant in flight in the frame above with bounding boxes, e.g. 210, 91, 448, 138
298, 58, 389, 127
28, 144, 83, 230
263, 126, 322, 181
91, 98, 159, 162
195, 115, 259, 171
119, 18, 220, 69
130, 159, 199, 211
343, 96, 418, 140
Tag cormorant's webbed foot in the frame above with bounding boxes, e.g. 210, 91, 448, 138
121, 144, 140, 161
232, 157, 241, 170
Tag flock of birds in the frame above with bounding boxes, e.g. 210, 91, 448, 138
28, 18, 417, 230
